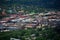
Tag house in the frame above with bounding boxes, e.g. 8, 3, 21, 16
25, 24, 33, 28
22, 18, 34, 23
0, 21, 7, 23
2, 17, 12, 22
2, 9, 6, 16
9, 14, 17, 18
0, 25, 6, 32
25, 22, 38, 28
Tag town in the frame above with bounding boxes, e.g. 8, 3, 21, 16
0, 9, 60, 40
0, 0, 60, 40
0, 9, 60, 32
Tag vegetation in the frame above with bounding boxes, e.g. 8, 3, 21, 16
0, 26, 60, 40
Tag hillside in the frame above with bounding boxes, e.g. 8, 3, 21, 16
0, 0, 60, 9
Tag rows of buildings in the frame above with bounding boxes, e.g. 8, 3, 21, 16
0, 10, 60, 32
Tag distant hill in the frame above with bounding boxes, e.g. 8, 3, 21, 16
0, 0, 60, 9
